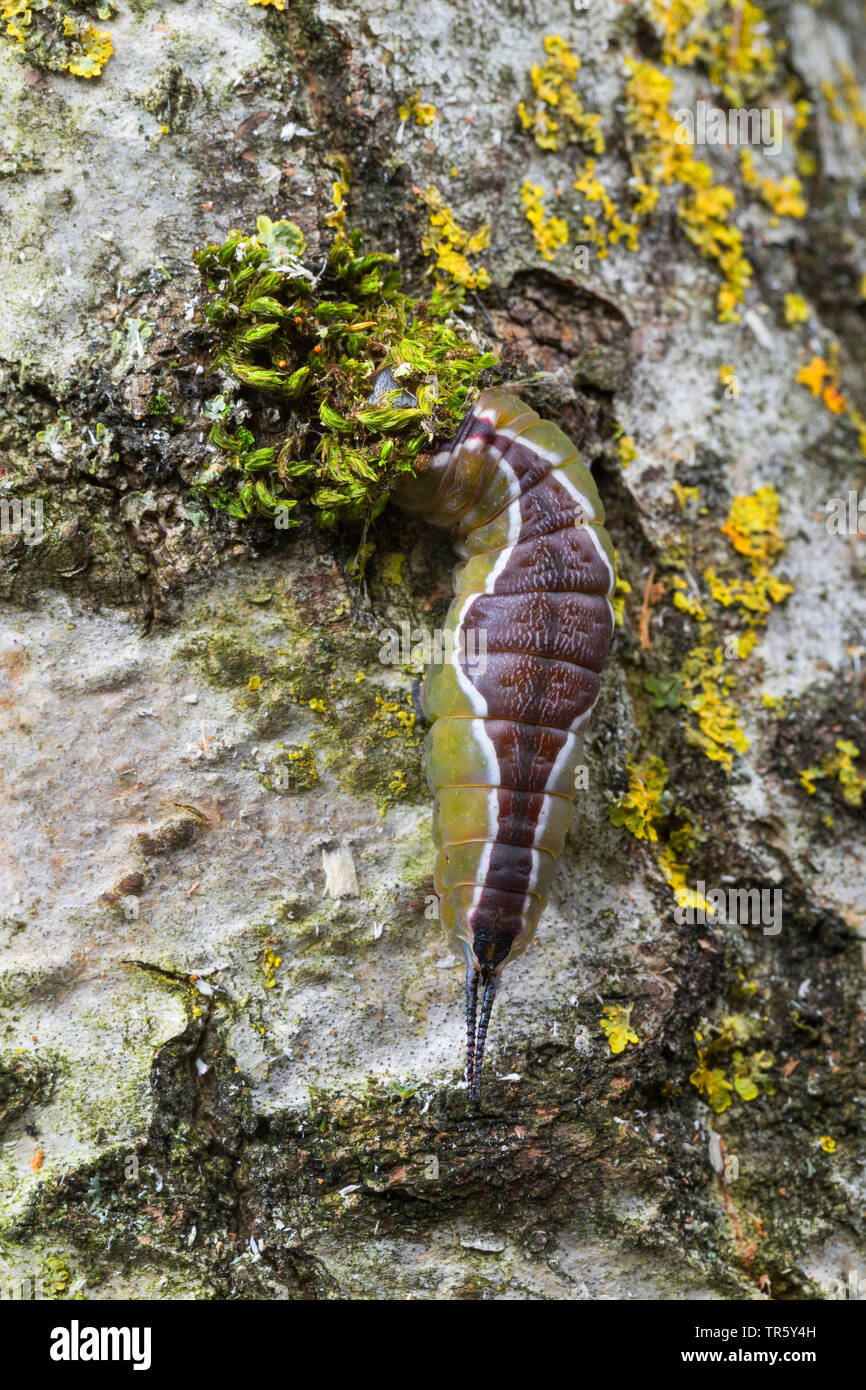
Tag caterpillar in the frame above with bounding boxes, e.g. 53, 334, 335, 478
392, 387, 616, 1100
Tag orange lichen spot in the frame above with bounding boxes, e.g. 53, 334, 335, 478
823, 383, 847, 414
797, 355, 830, 397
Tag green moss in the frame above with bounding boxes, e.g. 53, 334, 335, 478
0, 1050, 56, 1132
192, 215, 497, 529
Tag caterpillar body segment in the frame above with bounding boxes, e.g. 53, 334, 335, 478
392, 388, 616, 1099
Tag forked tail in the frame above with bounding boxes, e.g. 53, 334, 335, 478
465, 964, 498, 1102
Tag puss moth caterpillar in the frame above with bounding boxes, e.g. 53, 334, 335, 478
392, 388, 615, 1100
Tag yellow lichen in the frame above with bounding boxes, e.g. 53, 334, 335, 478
821, 79, 846, 126
262, 945, 283, 988
837, 62, 866, 133
612, 549, 632, 627
399, 91, 437, 126
719, 363, 737, 393
609, 756, 670, 841
660, 842, 714, 914
372, 696, 419, 742
284, 743, 319, 789
370, 694, 420, 812
661, 489, 791, 770
795, 354, 864, 444
691, 1024, 775, 1113
672, 482, 700, 508
617, 434, 638, 467
797, 354, 831, 397
520, 180, 569, 262
740, 149, 807, 222
387, 768, 409, 798
690, 1049, 734, 1113
645, 0, 778, 107
671, 578, 707, 621
720, 485, 786, 571
572, 160, 640, 258
830, 740, 866, 806
792, 97, 816, 178
518, 34, 605, 153
600, 1003, 639, 1054
59, 14, 113, 78
801, 740, 866, 808
732, 1048, 775, 1101
662, 628, 751, 771
625, 60, 753, 322
325, 156, 350, 232
417, 184, 490, 304
822, 64, 866, 135
703, 568, 786, 620
3, 1, 111, 78
701, 485, 794, 625
686, 651, 750, 768
783, 292, 809, 325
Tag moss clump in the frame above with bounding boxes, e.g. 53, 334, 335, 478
192, 216, 497, 529
0, 1051, 56, 1132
